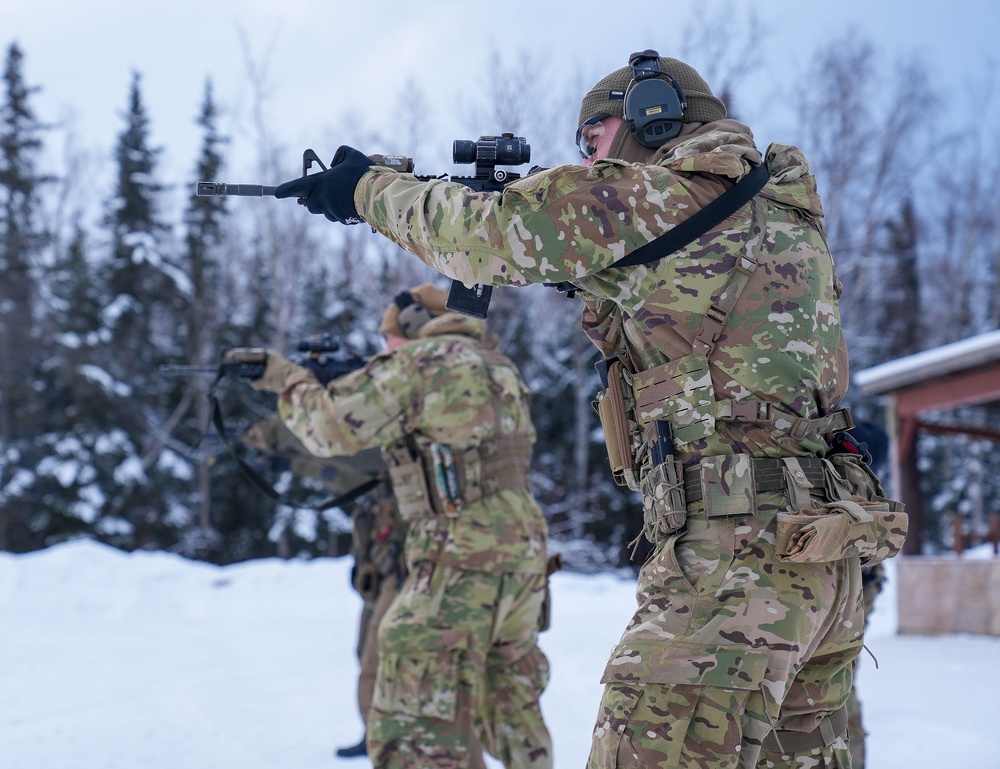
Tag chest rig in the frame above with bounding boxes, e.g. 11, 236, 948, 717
383, 344, 533, 524
594, 193, 854, 544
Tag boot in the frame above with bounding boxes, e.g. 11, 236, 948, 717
334, 735, 367, 759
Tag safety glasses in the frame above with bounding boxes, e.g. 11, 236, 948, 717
576, 114, 611, 159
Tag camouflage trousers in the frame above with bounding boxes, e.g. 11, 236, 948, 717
588, 491, 864, 769
368, 562, 552, 769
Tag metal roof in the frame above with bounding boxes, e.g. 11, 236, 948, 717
853, 329, 1000, 396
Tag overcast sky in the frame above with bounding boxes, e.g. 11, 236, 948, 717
3, 0, 997, 211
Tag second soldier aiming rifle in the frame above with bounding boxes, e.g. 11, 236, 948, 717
162, 334, 374, 508
196, 134, 533, 321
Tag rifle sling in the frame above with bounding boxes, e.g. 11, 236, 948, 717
611, 162, 770, 269
209, 378, 381, 512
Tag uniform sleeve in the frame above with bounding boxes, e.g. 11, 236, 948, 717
355, 160, 696, 288
276, 354, 410, 458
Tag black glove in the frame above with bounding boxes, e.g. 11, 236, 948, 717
274, 146, 375, 224
222, 348, 309, 392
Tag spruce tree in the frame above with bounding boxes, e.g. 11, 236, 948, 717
90, 70, 186, 551
33, 224, 110, 545
0, 42, 51, 551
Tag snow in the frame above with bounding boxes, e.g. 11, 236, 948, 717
1, 540, 998, 769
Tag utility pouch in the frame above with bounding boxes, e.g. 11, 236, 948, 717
385, 449, 439, 522
539, 552, 564, 632
640, 459, 688, 543
699, 454, 757, 518
594, 357, 643, 491
775, 496, 908, 565
632, 353, 716, 446
352, 561, 380, 603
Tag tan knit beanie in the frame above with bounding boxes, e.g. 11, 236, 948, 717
578, 55, 726, 133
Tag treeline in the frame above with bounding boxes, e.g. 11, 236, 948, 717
1, 25, 998, 566
0, 41, 636, 568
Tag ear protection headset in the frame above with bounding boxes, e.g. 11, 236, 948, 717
620, 49, 687, 148
393, 290, 434, 338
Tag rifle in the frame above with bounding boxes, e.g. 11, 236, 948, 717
162, 333, 367, 386
195, 135, 534, 321
163, 334, 374, 509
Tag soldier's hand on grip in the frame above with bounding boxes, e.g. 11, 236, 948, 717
274, 145, 375, 225
223, 348, 310, 393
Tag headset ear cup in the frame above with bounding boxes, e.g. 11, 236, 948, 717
624, 77, 685, 148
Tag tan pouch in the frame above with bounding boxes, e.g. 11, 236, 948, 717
386, 453, 438, 522
776, 496, 908, 565
594, 358, 642, 491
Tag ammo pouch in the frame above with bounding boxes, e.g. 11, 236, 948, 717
776, 496, 908, 566
385, 446, 438, 523
384, 435, 532, 523
640, 458, 688, 544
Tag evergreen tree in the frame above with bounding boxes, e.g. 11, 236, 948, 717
877, 198, 922, 360
0, 42, 51, 551
169, 79, 229, 559
89, 70, 187, 551
32, 224, 110, 546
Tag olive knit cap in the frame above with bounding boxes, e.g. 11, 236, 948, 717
378, 283, 449, 339
577, 55, 726, 130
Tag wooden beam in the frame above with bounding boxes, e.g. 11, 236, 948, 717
896, 363, 1000, 416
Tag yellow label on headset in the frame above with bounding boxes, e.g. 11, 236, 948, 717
645, 105, 663, 116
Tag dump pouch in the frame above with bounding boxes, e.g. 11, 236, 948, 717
776, 496, 908, 566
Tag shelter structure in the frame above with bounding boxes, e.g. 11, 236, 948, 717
855, 331, 1000, 636
854, 329, 1000, 556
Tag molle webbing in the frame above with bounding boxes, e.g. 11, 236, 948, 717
385, 434, 532, 521
684, 456, 826, 504
761, 706, 848, 754
455, 434, 533, 504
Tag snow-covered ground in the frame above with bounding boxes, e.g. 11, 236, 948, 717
2, 540, 998, 769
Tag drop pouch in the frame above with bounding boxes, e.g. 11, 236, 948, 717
775, 496, 908, 566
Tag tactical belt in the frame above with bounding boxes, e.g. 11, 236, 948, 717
456, 434, 533, 504
762, 705, 848, 753
684, 456, 827, 504
387, 434, 533, 521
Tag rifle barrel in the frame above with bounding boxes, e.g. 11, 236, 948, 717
160, 364, 218, 376
195, 182, 277, 197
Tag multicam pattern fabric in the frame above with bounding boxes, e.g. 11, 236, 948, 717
369, 563, 551, 769
352, 117, 889, 767
357, 119, 847, 464
591, 491, 861, 769
275, 313, 548, 575
268, 312, 552, 768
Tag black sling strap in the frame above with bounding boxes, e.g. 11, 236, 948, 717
612, 162, 770, 269
208, 376, 383, 512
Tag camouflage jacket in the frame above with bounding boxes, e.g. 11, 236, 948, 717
275, 313, 548, 574
243, 415, 404, 584
357, 120, 847, 467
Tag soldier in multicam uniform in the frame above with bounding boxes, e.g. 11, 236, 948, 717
226, 283, 551, 769
273, 51, 907, 769
241, 415, 409, 759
